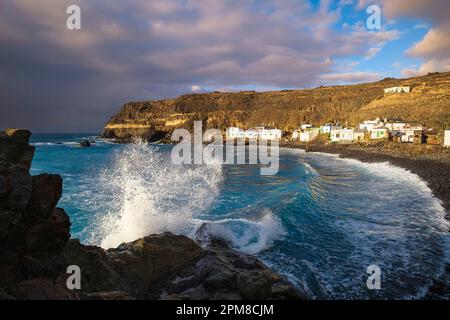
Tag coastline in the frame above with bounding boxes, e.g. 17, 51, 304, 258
279, 141, 450, 299
280, 141, 450, 217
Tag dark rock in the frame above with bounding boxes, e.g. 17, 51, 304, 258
25, 174, 62, 222
107, 233, 204, 299
0, 135, 34, 171
78, 140, 91, 147
8, 278, 79, 300
79, 291, 134, 300
7, 169, 32, 212
0, 209, 24, 251
64, 239, 120, 293
5, 129, 32, 144
24, 208, 71, 254
0, 174, 12, 197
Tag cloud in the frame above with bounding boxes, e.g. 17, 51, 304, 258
380, 0, 450, 75
0, 0, 404, 131
320, 71, 381, 84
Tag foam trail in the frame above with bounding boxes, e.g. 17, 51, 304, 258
97, 141, 223, 248
194, 210, 285, 254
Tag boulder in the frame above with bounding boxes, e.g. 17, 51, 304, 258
107, 233, 204, 298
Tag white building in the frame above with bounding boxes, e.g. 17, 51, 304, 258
244, 129, 259, 139
444, 130, 450, 147
370, 127, 389, 140
299, 128, 320, 142
259, 128, 282, 140
339, 129, 355, 142
320, 124, 336, 134
301, 124, 312, 130
292, 129, 301, 140
359, 118, 384, 132
330, 128, 341, 142
226, 127, 241, 139
385, 122, 406, 132
384, 86, 411, 94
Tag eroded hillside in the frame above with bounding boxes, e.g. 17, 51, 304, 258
103, 72, 450, 141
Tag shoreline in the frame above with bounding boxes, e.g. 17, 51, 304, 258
279, 141, 450, 217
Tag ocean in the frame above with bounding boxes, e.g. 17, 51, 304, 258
30, 133, 450, 299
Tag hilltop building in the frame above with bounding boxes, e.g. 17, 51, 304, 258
384, 86, 411, 94
445, 130, 450, 147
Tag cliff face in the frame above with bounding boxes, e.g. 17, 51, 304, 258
0, 129, 303, 300
103, 72, 450, 141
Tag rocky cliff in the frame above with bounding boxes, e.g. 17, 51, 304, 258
103, 72, 450, 141
0, 129, 304, 300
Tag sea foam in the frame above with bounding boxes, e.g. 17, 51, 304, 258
97, 141, 223, 249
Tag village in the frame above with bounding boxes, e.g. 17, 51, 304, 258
225, 86, 450, 148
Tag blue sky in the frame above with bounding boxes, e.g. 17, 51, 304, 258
0, 0, 448, 131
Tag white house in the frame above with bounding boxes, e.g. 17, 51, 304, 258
339, 129, 355, 142
385, 122, 407, 132
384, 86, 411, 94
330, 128, 341, 142
370, 127, 389, 140
359, 118, 384, 132
244, 129, 259, 139
320, 124, 335, 134
259, 128, 282, 140
292, 129, 301, 140
444, 130, 450, 147
299, 128, 320, 142
301, 124, 313, 130
226, 127, 241, 139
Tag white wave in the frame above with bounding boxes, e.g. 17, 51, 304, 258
96, 140, 223, 249
193, 210, 286, 254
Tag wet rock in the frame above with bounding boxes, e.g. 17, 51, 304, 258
78, 140, 91, 147
107, 233, 204, 299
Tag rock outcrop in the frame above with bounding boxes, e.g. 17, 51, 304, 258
0, 129, 305, 300
103, 72, 450, 141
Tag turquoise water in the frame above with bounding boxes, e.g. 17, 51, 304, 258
30, 134, 450, 299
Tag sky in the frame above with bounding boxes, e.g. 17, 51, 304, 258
0, 0, 449, 132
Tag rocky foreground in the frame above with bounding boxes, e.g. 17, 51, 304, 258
0, 129, 304, 300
